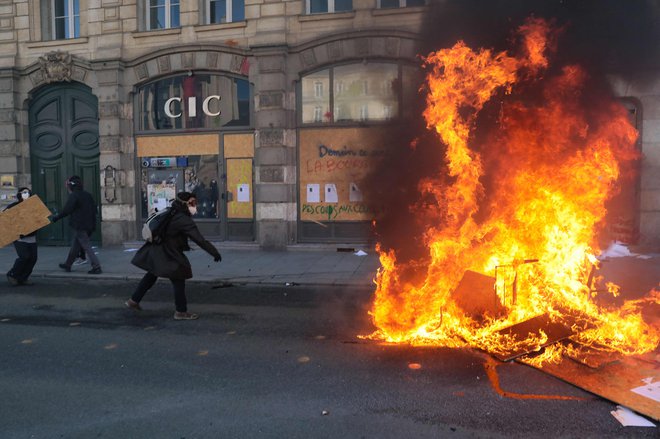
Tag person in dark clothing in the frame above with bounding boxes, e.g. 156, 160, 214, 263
50, 175, 102, 274
126, 191, 221, 320
5, 187, 38, 286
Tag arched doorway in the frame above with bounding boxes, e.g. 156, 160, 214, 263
29, 82, 101, 246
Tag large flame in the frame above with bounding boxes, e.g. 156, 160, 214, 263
368, 18, 659, 362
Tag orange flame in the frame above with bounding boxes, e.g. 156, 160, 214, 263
367, 18, 658, 361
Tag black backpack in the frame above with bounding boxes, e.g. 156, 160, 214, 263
142, 208, 174, 244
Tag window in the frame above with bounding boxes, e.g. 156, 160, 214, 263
147, 0, 180, 30
313, 106, 323, 122
314, 82, 324, 98
301, 62, 421, 124
378, 0, 425, 8
52, 0, 79, 39
334, 63, 396, 122
359, 104, 368, 121
206, 0, 245, 24
307, 0, 352, 14
136, 73, 251, 132
301, 70, 330, 124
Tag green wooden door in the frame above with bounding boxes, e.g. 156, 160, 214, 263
29, 83, 101, 246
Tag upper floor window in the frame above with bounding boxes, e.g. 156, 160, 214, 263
207, 0, 245, 24
302, 62, 420, 125
52, 0, 79, 39
147, 0, 180, 30
307, 0, 352, 14
314, 82, 324, 98
378, 0, 425, 8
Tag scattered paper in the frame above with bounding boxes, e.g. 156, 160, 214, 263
631, 379, 660, 403
306, 184, 320, 203
610, 405, 656, 427
599, 241, 638, 259
325, 184, 338, 203
237, 184, 250, 202
349, 182, 363, 202
354, 250, 367, 256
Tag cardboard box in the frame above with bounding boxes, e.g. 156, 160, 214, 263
0, 195, 51, 247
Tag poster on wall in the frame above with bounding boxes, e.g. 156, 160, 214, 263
299, 127, 385, 222
147, 183, 176, 214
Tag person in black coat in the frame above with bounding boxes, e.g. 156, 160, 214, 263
50, 175, 102, 274
126, 191, 221, 320
5, 187, 38, 286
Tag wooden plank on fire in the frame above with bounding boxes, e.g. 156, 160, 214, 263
518, 353, 660, 421
487, 313, 583, 362
452, 270, 505, 319
0, 195, 51, 248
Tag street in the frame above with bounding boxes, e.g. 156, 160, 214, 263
0, 279, 656, 438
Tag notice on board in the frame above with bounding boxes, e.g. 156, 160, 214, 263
325, 184, 338, 203
306, 184, 320, 203
237, 184, 250, 202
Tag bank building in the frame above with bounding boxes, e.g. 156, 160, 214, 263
0, 1, 657, 249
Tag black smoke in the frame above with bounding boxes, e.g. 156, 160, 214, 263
363, 0, 660, 272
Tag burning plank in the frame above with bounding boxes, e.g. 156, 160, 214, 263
451, 270, 504, 319
486, 313, 583, 362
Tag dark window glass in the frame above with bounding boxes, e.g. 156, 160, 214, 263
310, 0, 327, 13
232, 0, 245, 21
335, 0, 352, 12
137, 74, 251, 131
171, 4, 180, 27
55, 17, 66, 39
210, 0, 226, 23
380, 0, 399, 8
407, 0, 425, 6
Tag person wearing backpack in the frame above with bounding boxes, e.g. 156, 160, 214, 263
126, 191, 221, 320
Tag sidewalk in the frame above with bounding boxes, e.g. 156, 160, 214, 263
0, 242, 381, 290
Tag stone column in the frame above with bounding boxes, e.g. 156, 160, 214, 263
252, 46, 297, 249
0, 69, 22, 207
94, 60, 134, 245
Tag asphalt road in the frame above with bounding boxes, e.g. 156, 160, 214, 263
0, 279, 656, 439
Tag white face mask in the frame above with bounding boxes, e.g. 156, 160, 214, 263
20, 191, 30, 200
188, 206, 198, 216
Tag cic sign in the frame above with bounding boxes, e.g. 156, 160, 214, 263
164, 95, 221, 118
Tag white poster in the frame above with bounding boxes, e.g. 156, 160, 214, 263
349, 182, 363, 202
325, 184, 338, 203
237, 184, 250, 202
306, 184, 320, 203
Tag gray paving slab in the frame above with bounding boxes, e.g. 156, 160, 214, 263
0, 243, 381, 290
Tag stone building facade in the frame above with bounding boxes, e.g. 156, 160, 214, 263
0, 0, 658, 248
0, 0, 428, 248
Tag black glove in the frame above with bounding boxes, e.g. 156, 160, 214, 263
49, 215, 58, 223
19, 234, 25, 239
214, 254, 222, 262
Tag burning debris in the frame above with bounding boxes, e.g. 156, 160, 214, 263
362, 2, 660, 421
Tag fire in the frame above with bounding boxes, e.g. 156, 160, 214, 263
367, 18, 659, 361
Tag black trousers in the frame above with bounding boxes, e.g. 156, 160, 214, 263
8, 241, 38, 282
131, 272, 187, 312
64, 230, 101, 269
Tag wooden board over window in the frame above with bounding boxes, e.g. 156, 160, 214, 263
226, 158, 253, 219
136, 134, 219, 157
224, 133, 254, 158
299, 127, 386, 222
